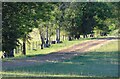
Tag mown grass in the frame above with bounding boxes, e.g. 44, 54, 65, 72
1, 40, 119, 77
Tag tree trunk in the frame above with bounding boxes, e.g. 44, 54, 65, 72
40, 32, 45, 49
85, 34, 88, 38
56, 28, 60, 43
22, 34, 27, 55
83, 34, 88, 38
83, 34, 86, 38
10, 49, 14, 57
58, 26, 60, 42
68, 36, 72, 41
22, 38, 26, 55
45, 25, 49, 47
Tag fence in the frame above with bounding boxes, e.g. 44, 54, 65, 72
14, 36, 68, 54
14, 41, 41, 54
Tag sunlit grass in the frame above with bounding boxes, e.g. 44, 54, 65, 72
1, 71, 86, 77
94, 40, 119, 52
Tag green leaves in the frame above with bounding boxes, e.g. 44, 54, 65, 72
2, 2, 118, 56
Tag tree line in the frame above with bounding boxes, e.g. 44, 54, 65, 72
2, 2, 119, 58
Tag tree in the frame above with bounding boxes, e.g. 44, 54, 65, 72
110, 2, 120, 34
17, 3, 35, 55
2, 2, 35, 56
64, 2, 113, 38
53, 2, 72, 41
33, 2, 54, 49
2, 2, 21, 57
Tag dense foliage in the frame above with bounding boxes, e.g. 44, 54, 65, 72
2, 2, 119, 57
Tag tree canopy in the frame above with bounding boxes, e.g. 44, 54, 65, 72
2, 2, 119, 57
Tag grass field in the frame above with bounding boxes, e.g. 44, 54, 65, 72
1, 40, 119, 77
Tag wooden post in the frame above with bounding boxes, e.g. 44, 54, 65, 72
32, 42, 34, 50
36, 41, 37, 49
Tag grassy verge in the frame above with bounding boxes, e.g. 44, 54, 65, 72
2, 40, 119, 77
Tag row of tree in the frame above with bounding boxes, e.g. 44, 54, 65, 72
2, 2, 119, 57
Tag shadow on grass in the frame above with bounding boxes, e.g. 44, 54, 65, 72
2, 51, 119, 77
26, 54, 46, 57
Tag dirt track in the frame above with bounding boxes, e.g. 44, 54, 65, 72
2, 38, 115, 68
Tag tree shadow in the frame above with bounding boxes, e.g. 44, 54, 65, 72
2, 51, 119, 77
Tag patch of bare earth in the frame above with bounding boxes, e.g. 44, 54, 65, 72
2, 39, 115, 68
